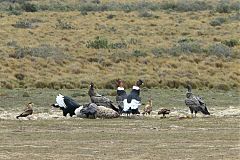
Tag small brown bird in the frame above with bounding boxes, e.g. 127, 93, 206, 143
142, 98, 152, 115
158, 108, 170, 118
16, 102, 33, 119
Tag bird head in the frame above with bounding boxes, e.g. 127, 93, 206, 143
116, 79, 124, 87
136, 79, 144, 87
90, 82, 94, 88
28, 102, 34, 107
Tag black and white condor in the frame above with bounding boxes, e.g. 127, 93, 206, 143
122, 79, 143, 115
51, 94, 80, 117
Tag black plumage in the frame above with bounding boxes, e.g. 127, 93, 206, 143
88, 82, 119, 112
116, 79, 127, 113
158, 109, 170, 118
123, 79, 143, 115
80, 103, 97, 119
53, 94, 80, 117
185, 85, 210, 117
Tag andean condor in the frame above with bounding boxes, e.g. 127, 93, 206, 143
51, 94, 80, 117
185, 85, 210, 117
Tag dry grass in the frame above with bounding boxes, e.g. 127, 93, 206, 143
0, 117, 239, 160
0, 0, 239, 90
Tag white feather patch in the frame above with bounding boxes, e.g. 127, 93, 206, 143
132, 86, 140, 90
74, 106, 83, 117
123, 99, 141, 111
56, 94, 67, 108
117, 87, 125, 91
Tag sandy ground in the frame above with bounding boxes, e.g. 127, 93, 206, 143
1, 106, 239, 120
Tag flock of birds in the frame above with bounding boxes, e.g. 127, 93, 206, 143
16, 79, 210, 119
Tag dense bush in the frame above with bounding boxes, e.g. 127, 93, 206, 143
216, 2, 231, 13
161, 1, 211, 12
9, 44, 65, 59
21, 2, 38, 12
86, 36, 109, 49
12, 19, 34, 28
208, 43, 232, 57
222, 39, 240, 47
86, 37, 127, 49
151, 48, 165, 57
169, 41, 203, 56
209, 17, 226, 26
132, 50, 147, 57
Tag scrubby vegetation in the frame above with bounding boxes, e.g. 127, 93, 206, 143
0, 0, 239, 90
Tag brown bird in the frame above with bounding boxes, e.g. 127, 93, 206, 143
142, 98, 152, 115
158, 108, 170, 118
16, 102, 33, 119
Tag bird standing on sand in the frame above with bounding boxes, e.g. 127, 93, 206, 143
116, 79, 127, 113
16, 102, 33, 119
123, 79, 143, 115
158, 108, 170, 118
185, 85, 210, 117
142, 98, 152, 115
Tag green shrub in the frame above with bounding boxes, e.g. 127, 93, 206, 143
209, 17, 226, 26
161, 1, 211, 12
216, 2, 231, 13
109, 42, 127, 49
222, 39, 240, 47
208, 43, 232, 57
9, 44, 65, 59
21, 2, 38, 12
12, 19, 35, 28
169, 41, 203, 56
132, 50, 147, 57
86, 36, 109, 49
151, 48, 165, 57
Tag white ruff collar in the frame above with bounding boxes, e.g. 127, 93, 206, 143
117, 87, 125, 90
132, 86, 140, 90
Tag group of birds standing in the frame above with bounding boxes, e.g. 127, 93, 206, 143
16, 80, 210, 119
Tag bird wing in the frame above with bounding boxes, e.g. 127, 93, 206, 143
196, 96, 210, 115
63, 96, 80, 109
196, 96, 205, 105
185, 97, 201, 109
20, 109, 33, 117
91, 95, 111, 104
80, 103, 98, 115
56, 94, 67, 108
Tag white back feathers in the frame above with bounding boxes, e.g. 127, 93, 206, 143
56, 94, 67, 108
